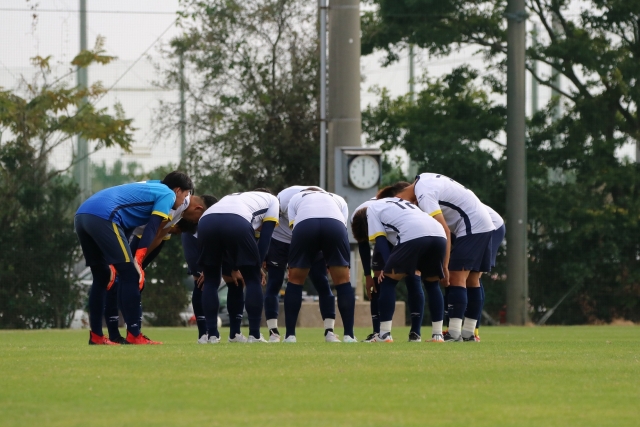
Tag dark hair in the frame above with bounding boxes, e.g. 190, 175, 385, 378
376, 181, 411, 199
175, 218, 198, 234
200, 194, 218, 209
252, 187, 273, 194
351, 208, 369, 243
162, 171, 194, 192
303, 186, 323, 192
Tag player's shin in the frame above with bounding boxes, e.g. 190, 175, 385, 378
264, 265, 286, 332
284, 283, 303, 338
424, 280, 444, 336
191, 284, 207, 338
462, 287, 482, 339
336, 283, 355, 338
114, 262, 143, 337
405, 274, 425, 336
378, 276, 399, 337
226, 281, 244, 339
88, 265, 111, 336
201, 266, 222, 338
104, 280, 122, 340
239, 266, 263, 339
446, 286, 468, 339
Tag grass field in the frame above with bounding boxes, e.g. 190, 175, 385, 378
0, 326, 638, 427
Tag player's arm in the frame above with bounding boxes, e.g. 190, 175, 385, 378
358, 240, 376, 298
256, 197, 279, 262
145, 220, 171, 260
431, 213, 451, 285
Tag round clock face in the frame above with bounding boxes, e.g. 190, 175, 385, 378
348, 155, 380, 189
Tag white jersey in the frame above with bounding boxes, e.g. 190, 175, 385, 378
414, 173, 494, 237
201, 191, 279, 230
351, 198, 401, 245
350, 198, 376, 224
288, 190, 349, 229
484, 204, 504, 229
272, 186, 309, 244
366, 197, 446, 245
131, 194, 191, 239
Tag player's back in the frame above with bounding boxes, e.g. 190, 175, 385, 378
202, 191, 279, 230
414, 173, 493, 237
368, 198, 446, 244
288, 190, 348, 228
76, 180, 175, 230
273, 186, 309, 243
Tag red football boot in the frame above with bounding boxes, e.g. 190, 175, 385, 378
125, 331, 163, 345
89, 331, 119, 345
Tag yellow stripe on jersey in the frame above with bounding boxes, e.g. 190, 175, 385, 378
429, 209, 443, 217
289, 220, 295, 229
152, 210, 170, 220
369, 232, 387, 241
263, 217, 279, 226
112, 222, 131, 263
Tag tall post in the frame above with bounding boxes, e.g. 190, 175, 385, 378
530, 24, 539, 115
319, 0, 328, 188
505, 0, 529, 325
75, 0, 91, 202
551, 15, 562, 122
327, 0, 361, 193
179, 50, 186, 164
408, 44, 415, 103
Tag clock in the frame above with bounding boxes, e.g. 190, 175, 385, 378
348, 155, 380, 189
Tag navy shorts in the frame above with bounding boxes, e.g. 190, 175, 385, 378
490, 224, 506, 268
371, 241, 394, 271
289, 218, 350, 269
265, 238, 290, 269
75, 214, 132, 266
384, 236, 446, 278
197, 213, 261, 269
449, 231, 493, 272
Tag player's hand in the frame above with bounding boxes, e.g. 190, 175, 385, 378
195, 274, 204, 289
365, 275, 376, 299
134, 248, 147, 290
261, 268, 267, 286
377, 271, 385, 284
440, 267, 450, 287
231, 270, 244, 287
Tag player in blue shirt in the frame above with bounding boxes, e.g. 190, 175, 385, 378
75, 171, 193, 345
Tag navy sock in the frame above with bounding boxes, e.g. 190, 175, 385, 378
424, 280, 444, 322
309, 261, 335, 320
264, 265, 285, 321
378, 276, 399, 322
405, 274, 424, 335
443, 286, 450, 327
239, 266, 263, 339
466, 287, 483, 322
284, 283, 303, 338
370, 288, 380, 333
113, 262, 143, 337
336, 283, 355, 337
104, 280, 121, 340
226, 281, 244, 338
88, 265, 110, 336
191, 284, 207, 337
447, 286, 468, 320
201, 265, 222, 338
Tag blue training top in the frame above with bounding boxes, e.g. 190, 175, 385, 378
76, 180, 176, 231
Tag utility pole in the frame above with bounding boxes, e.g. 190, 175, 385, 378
505, 0, 529, 325
327, 0, 361, 192
179, 50, 186, 165
551, 15, 562, 122
74, 0, 91, 202
530, 24, 539, 115
408, 44, 415, 103
319, 0, 328, 188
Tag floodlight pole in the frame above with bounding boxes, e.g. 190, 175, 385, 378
179, 50, 186, 165
505, 0, 529, 325
75, 0, 91, 202
319, 0, 328, 188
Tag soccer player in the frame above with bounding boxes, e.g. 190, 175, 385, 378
197, 190, 279, 343
75, 171, 193, 345
351, 197, 447, 342
352, 183, 431, 342
104, 195, 216, 343
285, 188, 357, 342
264, 186, 338, 343
395, 173, 495, 342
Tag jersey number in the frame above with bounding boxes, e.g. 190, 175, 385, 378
386, 200, 416, 210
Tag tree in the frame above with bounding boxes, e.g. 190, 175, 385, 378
0, 38, 135, 328
362, 0, 640, 323
157, 0, 321, 193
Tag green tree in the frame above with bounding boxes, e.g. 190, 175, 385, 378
91, 160, 142, 193
0, 38, 135, 328
362, 0, 640, 323
157, 0, 320, 192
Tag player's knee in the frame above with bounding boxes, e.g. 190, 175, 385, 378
288, 268, 308, 285
328, 266, 350, 284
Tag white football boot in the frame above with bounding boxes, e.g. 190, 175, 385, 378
324, 331, 341, 342
228, 333, 249, 343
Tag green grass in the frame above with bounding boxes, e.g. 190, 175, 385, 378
0, 326, 638, 427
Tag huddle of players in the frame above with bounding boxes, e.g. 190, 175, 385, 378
75, 170, 504, 345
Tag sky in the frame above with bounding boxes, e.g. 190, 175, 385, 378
0, 0, 634, 175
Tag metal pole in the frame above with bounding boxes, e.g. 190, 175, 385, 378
409, 44, 415, 103
319, 0, 327, 188
530, 24, 539, 115
551, 15, 562, 122
505, 0, 529, 325
327, 0, 361, 193
179, 50, 186, 164
75, 0, 91, 202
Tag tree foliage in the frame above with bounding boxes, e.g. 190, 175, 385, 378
362, 0, 640, 323
158, 0, 320, 192
0, 38, 135, 328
